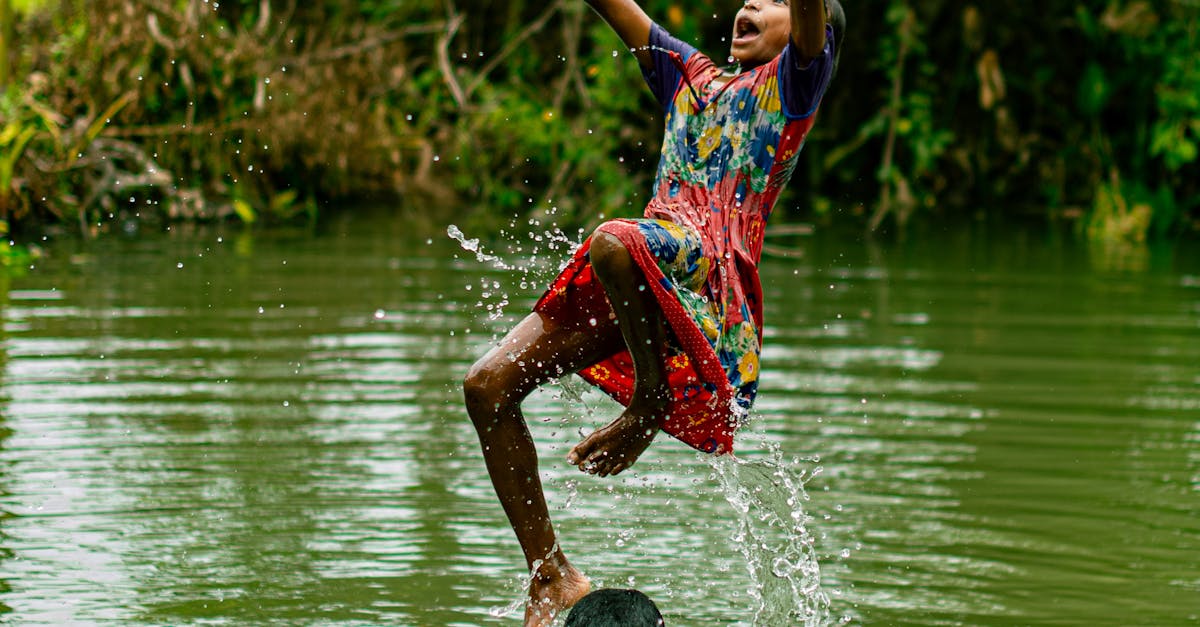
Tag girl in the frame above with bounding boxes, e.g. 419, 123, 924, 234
463, 0, 842, 623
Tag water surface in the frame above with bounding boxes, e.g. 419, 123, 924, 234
1, 215, 1197, 625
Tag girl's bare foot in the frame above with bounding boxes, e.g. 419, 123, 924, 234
567, 395, 666, 477
524, 558, 591, 627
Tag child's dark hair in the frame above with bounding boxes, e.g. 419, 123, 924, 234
827, 0, 845, 78
563, 588, 665, 626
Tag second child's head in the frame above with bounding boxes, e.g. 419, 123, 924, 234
729, 0, 845, 72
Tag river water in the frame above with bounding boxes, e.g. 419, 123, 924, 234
0, 212, 1196, 626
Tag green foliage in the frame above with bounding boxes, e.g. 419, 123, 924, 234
1069, 0, 1200, 241
0, 87, 60, 223
846, 0, 956, 230
11, 0, 47, 12
3, 0, 461, 233
445, 17, 656, 229
1, 0, 1197, 242
1077, 63, 1112, 118
1149, 19, 1200, 173
0, 117, 37, 209
0, 238, 35, 275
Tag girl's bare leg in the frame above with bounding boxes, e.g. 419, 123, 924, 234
567, 230, 673, 478
463, 311, 623, 626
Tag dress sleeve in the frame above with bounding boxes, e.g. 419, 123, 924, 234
640, 22, 698, 110
778, 24, 835, 120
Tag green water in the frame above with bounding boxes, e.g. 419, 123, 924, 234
0, 214, 1196, 626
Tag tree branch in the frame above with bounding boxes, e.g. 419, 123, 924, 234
464, 0, 564, 99
436, 10, 467, 108
869, 7, 914, 233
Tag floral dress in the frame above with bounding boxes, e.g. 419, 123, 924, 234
535, 23, 834, 454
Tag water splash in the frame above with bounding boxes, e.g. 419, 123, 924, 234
709, 442, 830, 626
555, 374, 602, 430
488, 557, 542, 619
447, 220, 581, 276
446, 220, 582, 323
447, 223, 512, 269
487, 542, 566, 620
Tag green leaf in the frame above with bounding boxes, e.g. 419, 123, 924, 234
232, 199, 257, 224
0, 126, 37, 192
1077, 63, 1110, 117
269, 189, 298, 214
1175, 139, 1197, 164
68, 92, 135, 166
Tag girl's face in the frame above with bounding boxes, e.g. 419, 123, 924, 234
729, 0, 791, 68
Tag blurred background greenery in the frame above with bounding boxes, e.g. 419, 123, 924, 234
0, 0, 1197, 242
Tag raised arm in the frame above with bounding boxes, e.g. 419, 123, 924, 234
790, 0, 829, 63
584, 0, 654, 68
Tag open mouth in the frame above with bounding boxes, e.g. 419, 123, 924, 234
733, 15, 760, 44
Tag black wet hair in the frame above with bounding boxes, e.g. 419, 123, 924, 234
563, 588, 665, 627
827, 0, 845, 78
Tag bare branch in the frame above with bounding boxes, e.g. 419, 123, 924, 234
465, 0, 564, 99
436, 11, 467, 108
273, 22, 444, 68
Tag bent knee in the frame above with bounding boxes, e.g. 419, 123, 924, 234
462, 363, 499, 414
463, 358, 530, 423
589, 229, 635, 280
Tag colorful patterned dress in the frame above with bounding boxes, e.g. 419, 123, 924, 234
535, 23, 834, 455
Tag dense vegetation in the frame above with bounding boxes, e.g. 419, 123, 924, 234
1, 0, 1197, 243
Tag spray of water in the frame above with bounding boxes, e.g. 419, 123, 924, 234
710, 441, 830, 626
487, 546, 561, 620
447, 224, 513, 269
447, 220, 581, 323
488, 560, 541, 619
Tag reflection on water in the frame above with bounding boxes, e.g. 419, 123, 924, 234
0, 215, 1197, 626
